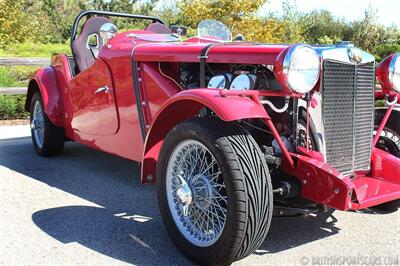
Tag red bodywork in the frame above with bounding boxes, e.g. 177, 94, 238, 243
376, 53, 398, 94
27, 29, 400, 211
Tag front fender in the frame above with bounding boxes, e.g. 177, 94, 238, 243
141, 88, 268, 183
26, 67, 64, 127
375, 107, 400, 129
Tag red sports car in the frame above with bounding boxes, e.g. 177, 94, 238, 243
26, 10, 400, 265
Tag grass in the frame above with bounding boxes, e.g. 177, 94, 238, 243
375, 99, 385, 107
0, 43, 70, 87
0, 66, 37, 87
0, 67, 17, 87
0, 42, 70, 58
0, 94, 28, 119
0, 42, 70, 88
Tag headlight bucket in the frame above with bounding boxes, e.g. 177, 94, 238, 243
274, 44, 321, 94
376, 52, 400, 93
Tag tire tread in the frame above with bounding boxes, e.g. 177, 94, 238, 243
157, 117, 273, 265
30, 92, 64, 156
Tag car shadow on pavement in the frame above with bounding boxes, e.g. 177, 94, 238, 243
1, 139, 339, 264
32, 205, 187, 265
257, 210, 339, 254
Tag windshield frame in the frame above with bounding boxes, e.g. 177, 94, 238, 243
197, 19, 232, 42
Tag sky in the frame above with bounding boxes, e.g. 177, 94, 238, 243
260, 0, 400, 28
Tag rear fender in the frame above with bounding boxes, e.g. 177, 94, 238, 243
25, 67, 64, 127
141, 89, 268, 183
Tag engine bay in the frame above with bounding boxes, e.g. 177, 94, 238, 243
179, 62, 282, 91
178, 62, 305, 153
176, 62, 320, 211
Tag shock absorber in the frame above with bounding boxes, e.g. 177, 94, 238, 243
272, 177, 301, 199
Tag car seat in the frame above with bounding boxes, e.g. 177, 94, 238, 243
146, 22, 172, 34
72, 16, 112, 72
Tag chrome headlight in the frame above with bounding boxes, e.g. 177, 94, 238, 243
275, 44, 321, 94
389, 53, 400, 92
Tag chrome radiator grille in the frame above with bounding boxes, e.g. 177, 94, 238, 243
354, 63, 375, 170
322, 60, 375, 174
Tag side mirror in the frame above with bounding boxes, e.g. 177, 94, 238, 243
171, 25, 187, 37
234, 34, 245, 42
100, 23, 118, 45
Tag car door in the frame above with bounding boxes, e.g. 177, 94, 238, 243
68, 59, 119, 136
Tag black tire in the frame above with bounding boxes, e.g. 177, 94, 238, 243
374, 109, 400, 158
370, 199, 400, 213
157, 118, 273, 265
297, 108, 320, 151
376, 136, 400, 157
30, 92, 64, 156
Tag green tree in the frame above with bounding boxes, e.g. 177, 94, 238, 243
278, 0, 303, 43
1, 0, 399, 55
375, 43, 400, 62
0, 0, 42, 47
174, 0, 287, 43
350, 7, 384, 53
299, 10, 351, 44
32, 0, 87, 43
85, 0, 158, 32
178, 0, 265, 28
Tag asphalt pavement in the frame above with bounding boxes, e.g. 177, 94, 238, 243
0, 125, 399, 266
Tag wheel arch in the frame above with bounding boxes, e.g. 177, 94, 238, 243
298, 106, 322, 152
25, 67, 64, 127
375, 107, 400, 131
25, 79, 40, 112
141, 89, 269, 184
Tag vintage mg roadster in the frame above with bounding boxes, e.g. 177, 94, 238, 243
26, 10, 400, 265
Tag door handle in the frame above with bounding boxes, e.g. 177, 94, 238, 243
94, 85, 110, 94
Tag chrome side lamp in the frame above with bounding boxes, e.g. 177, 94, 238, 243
100, 23, 117, 45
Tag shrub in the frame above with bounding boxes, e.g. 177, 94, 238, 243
0, 67, 17, 87
0, 66, 36, 87
0, 94, 28, 119
374, 43, 400, 62
9, 66, 36, 82
0, 42, 70, 57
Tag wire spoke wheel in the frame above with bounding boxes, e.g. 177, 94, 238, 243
374, 127, 400, 157
374, 110, 400, 158
29, 92, 64, 156
31, 100, 45, 149
157, 118, 272, 265
375, 128, 400, 148
298, 121, 315, 150
166, 140, 227, 247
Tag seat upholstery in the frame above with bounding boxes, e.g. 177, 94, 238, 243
72, 16, 112, 72
146, 22, 172, 34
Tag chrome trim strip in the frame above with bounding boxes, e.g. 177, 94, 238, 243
354, 61, 375, 172
352, 64, 357, 171
315, 46, 375, 65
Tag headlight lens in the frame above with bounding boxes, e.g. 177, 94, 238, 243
284, 45, 320, 94
389, 53, 400, 92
